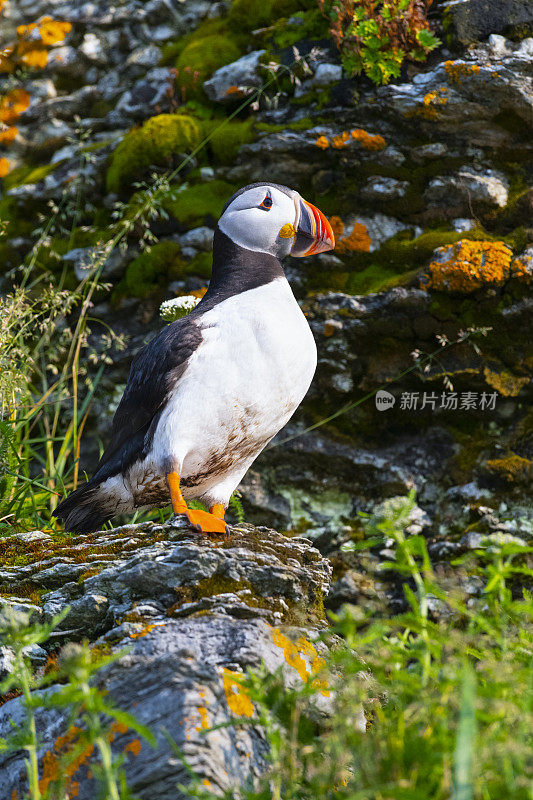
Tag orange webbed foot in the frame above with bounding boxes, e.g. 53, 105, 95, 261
184, 508, 229, 536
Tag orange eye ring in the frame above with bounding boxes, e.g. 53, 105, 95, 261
259, 195, 273, 210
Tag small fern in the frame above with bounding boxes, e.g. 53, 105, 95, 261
229, 491, 246, 524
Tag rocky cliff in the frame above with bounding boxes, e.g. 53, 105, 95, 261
0, 521, 332, 798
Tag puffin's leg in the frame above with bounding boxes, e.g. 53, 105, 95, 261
166, 472, 228, 535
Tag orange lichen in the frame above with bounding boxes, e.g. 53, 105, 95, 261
0, 87, 30, 124
203, 779, 212, 788
315, 135, 330, 149
423, 240, 513, 293
483, 367, 529, 397
408, 86, 448, 120
38, 725, 94, 796
20, 47, 48, 68
196, 706, 210, 731
0, 17, 70, 77
37, 18, 72, 45
336, 221, 371, 253
0, 157, 9, 177
222, 668, 254, 717
129, 622, 164, 638
271, 628, 330, 696
332, 130, 350, 149
0, 125, 17, 143
329, 215, 371, 253
351, 128, 386, 150
511, 255, 532, 281
0, 46, 15, 73
109, 720, 129, 738
445, 60, 480, 83
124, 738, 142, 757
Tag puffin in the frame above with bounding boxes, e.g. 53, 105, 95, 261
54, 183, 335, 535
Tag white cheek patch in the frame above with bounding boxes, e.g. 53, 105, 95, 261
219, 209, 276, 254
218, 187, 298, 256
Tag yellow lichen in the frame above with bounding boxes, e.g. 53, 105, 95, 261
222, 668, 254, 717
483, 367, 529, 397
351, 128, 386, 150
271, 628, 330, 696
445, 60, 480, 83
408, 86, 448, 120
511, 255, 532, 281
423, 239, 513, 293
485, 454, 531, 484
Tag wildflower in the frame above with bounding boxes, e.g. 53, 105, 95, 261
160, 295, 201, 322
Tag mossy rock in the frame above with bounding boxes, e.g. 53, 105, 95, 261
163, 180, 238, 227
3, 162, 57, 190
228, 0, 312, 31
270, 7, 327, 48
120, 240, 185, 298
106, 114, 204, 193
208, 119, 255, 165
175, 35, 241, 101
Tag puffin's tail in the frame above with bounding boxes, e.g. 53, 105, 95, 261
54, 481, 113, 534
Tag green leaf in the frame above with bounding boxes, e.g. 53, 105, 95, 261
416, 29, 441, 50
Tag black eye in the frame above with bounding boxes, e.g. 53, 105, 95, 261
259, 195, 273, 210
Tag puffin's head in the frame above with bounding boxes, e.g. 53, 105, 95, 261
217, 183, 335, 260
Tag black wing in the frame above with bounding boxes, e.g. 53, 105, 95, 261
93, 316, 202, 480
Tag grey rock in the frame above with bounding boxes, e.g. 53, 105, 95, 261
361, 176, 410, 200
443, 0, 533, 44
425, 167, 509, 208
6, 531, 52, 544
204, 50, 266, 102
115, 67, 175, 119
453, 217, 476, 231
411, 142, 448, 161
80, 32, 107, 63
179, 226, 214, 251
0, 522, 332, 799
311, 63, 342, 86
126, 44, 162, 70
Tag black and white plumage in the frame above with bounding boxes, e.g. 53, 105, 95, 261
54, 183, 335, 534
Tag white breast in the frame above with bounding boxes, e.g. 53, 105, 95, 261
147, 276, 316, 500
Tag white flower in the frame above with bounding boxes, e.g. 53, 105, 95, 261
160, 295, 201, 322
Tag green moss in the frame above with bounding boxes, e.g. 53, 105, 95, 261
187, 250, 212, 279
289, 116, 314, 131
229, 0, 312, 31
208, 119, 255, 164
345, 264, 418, 295
271, 7, 327, 48
163, 180, 237, 226
175, 35, 241, 101
106, 114, 204, 193
3, 162, 57, 190
89, 99, 113, 118
121, 240, 184, 298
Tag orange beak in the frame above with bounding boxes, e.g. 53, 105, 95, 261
291, 198, 335, 257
